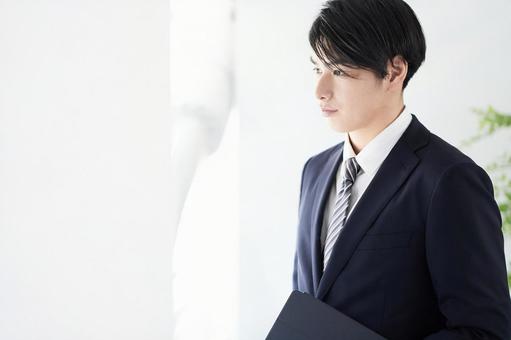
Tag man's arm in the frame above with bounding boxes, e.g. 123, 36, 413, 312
424, 162, 511, 339
293, 156, 312, 291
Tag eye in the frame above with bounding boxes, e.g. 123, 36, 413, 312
312, 67, 322, 75
333, 69, 345, 76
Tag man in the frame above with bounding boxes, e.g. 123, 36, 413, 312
292, 0, 511, 339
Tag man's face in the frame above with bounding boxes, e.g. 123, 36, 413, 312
311, 55, 388, 133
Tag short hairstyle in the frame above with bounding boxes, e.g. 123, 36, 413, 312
309, 0, 426, 90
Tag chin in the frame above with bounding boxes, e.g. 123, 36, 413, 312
328, 119, 351, 133
329, 122, 350, 133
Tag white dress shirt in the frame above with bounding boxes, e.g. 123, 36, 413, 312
320, 106, 413, 250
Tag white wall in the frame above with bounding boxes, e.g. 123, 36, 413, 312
0, 1, 173, 339
238, 0, 511, 339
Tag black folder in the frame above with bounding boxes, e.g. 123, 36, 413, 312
266, 290, 387, 340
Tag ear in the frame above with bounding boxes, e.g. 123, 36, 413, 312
385, 55, 408, 91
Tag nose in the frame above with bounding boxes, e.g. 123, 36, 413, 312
315, 72, 333, 102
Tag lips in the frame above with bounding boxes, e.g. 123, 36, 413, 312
321, 107, 338, 116
321, 107, 338, 113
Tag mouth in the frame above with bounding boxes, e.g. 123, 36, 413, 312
321, 107, 338, 116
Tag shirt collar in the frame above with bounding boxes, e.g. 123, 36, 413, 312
337, 106, 413, 190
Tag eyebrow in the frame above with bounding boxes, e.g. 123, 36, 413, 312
309, 56, 318, 65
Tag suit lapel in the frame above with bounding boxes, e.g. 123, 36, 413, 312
313, 114, 430, 300
310, 143, 344, 296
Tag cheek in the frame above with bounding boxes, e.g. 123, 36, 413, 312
337, 87, 381, 123
351, 84, 383, 107
337, 85, 371, 110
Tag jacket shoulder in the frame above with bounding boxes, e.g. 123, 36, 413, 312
421, 132, 479, 174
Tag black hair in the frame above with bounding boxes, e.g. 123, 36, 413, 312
309, 0, 426, 90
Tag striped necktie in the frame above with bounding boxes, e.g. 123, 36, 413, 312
323, 156, 362, 272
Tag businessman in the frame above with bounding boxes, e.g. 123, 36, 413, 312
292, 0, 511, 339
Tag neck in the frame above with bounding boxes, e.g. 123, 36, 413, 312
348, 100, 405, 154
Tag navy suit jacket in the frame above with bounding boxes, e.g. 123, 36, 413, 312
292, 114, 511, 339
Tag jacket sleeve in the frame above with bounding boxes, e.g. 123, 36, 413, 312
424, 162, 511, 340
293, 156, 312, 291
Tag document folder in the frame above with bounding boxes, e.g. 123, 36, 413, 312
266, 290, 387, 340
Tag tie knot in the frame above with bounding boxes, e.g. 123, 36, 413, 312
344, 157, 361, 183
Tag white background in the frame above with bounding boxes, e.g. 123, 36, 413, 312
0, 1, 174, 339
